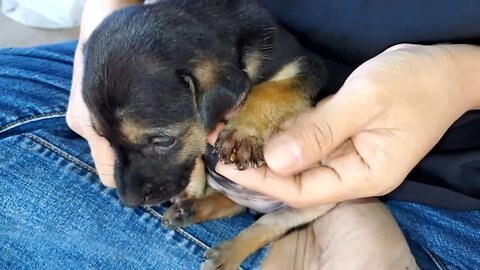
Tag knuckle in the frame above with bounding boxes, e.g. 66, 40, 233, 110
300, 119, 334, 158
377, 177, 404, 196
385, 43, 416, 52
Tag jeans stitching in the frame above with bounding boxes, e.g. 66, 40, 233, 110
21, 133, 214, 254
144, 207, 247, 270
0, 112, 66, 133
143, 207, 211, 250
421, 246, 448, 270
24, 133, 96, 174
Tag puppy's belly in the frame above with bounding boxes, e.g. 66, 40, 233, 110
204, 145, 286, 214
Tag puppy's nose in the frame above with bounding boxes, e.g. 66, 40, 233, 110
143, 183, 167, 205
118, 183, 152, 207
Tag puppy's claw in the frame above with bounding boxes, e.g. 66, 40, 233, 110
235, 162, 248, 171
201, 242, 241, 270
162, 200, 195, 229
215, 127, 265, 171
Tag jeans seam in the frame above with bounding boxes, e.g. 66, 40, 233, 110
23, 133, 96, 174
22, 133, 215, 256
421, 246, 448, 270
143, 206, 211, 250
144, 207, 247, 270
0, 112, 66, 133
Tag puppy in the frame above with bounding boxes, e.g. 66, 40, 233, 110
82, 0, 335, 269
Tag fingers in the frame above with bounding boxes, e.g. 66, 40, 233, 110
66, 92, 116, 187
66, 111, 116, 187
216, 134, 400, 207
66, 0, 143, 189
88, 135, 116, 188
264, 88, 376, 176
215, 140, 369, 208
215, 163, 343, 207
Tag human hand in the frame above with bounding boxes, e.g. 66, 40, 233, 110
66, 0, 141, 187
262, 199, 417, 270
213, 44, 480, 207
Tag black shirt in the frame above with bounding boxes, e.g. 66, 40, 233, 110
261, 0, 480, 210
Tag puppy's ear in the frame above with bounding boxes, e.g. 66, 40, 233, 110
178, 65, 250, 131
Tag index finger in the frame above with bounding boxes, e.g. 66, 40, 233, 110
215, 162, 361, 208
87, 134, 116, 188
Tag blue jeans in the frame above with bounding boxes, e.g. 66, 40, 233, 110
0, 42, 478, 270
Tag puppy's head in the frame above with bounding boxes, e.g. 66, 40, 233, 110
81, 5, 249, 207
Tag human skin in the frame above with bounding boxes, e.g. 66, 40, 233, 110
66, 2, 479, 268
213, 43, 480, 208
66, 0, 141, 187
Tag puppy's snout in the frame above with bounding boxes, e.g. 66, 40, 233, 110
114, 153, 193, 208
117, 182, 163, 207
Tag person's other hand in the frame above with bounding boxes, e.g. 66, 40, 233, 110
262, 199, 417, 270
66, 0, 141, 187
214, 44, 480, 207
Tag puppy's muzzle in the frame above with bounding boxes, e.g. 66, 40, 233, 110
114, 158, 190, 207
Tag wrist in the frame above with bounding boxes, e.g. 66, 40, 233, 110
440, 44, 480, 110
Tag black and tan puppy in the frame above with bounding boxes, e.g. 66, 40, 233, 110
82, 0, 335, 269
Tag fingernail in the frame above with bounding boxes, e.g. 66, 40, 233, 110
265, 135, 301, 172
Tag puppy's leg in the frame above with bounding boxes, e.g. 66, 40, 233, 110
162, 189, 246, 229
201, 204, 336, 270
215, 58, 322, 170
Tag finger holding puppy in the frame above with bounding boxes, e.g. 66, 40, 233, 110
216, 44, 480, 208
66, 0, 142, 187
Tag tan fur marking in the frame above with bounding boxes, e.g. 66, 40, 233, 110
120, 118, 146, 143
203, 204, 336, 269
243, 51, 263, 80
192, 59, 218, 91
227, 77, 309, 142
177, 122, 207, 163
190, 191, 246, 223
181, 156, 207, 199
270, 57, 303, 81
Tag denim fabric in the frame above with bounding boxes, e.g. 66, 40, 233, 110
385, 200, 480, 270
0, 42, 478, 270
0, 42, 267, 270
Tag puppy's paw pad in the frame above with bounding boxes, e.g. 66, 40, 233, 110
214, 128, 265, 170
201, 243, 240, 270
162, 200, 195, 229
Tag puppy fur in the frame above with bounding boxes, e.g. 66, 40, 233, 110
82, 0, 332, 269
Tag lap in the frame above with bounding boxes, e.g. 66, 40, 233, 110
386, 200, 480, 270
0, 42, 267, 270
1, 42, 478, 270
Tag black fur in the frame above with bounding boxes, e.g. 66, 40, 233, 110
82, 0, 327, 207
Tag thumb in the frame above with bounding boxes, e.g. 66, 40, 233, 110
88, 134, 116, 188
264, 90, 374, 176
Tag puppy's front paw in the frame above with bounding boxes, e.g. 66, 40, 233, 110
201, 241, 241, 270
214, 127, 265, 170
162, 200, 195, 229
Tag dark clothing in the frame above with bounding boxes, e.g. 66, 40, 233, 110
261, 0, 480, 210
